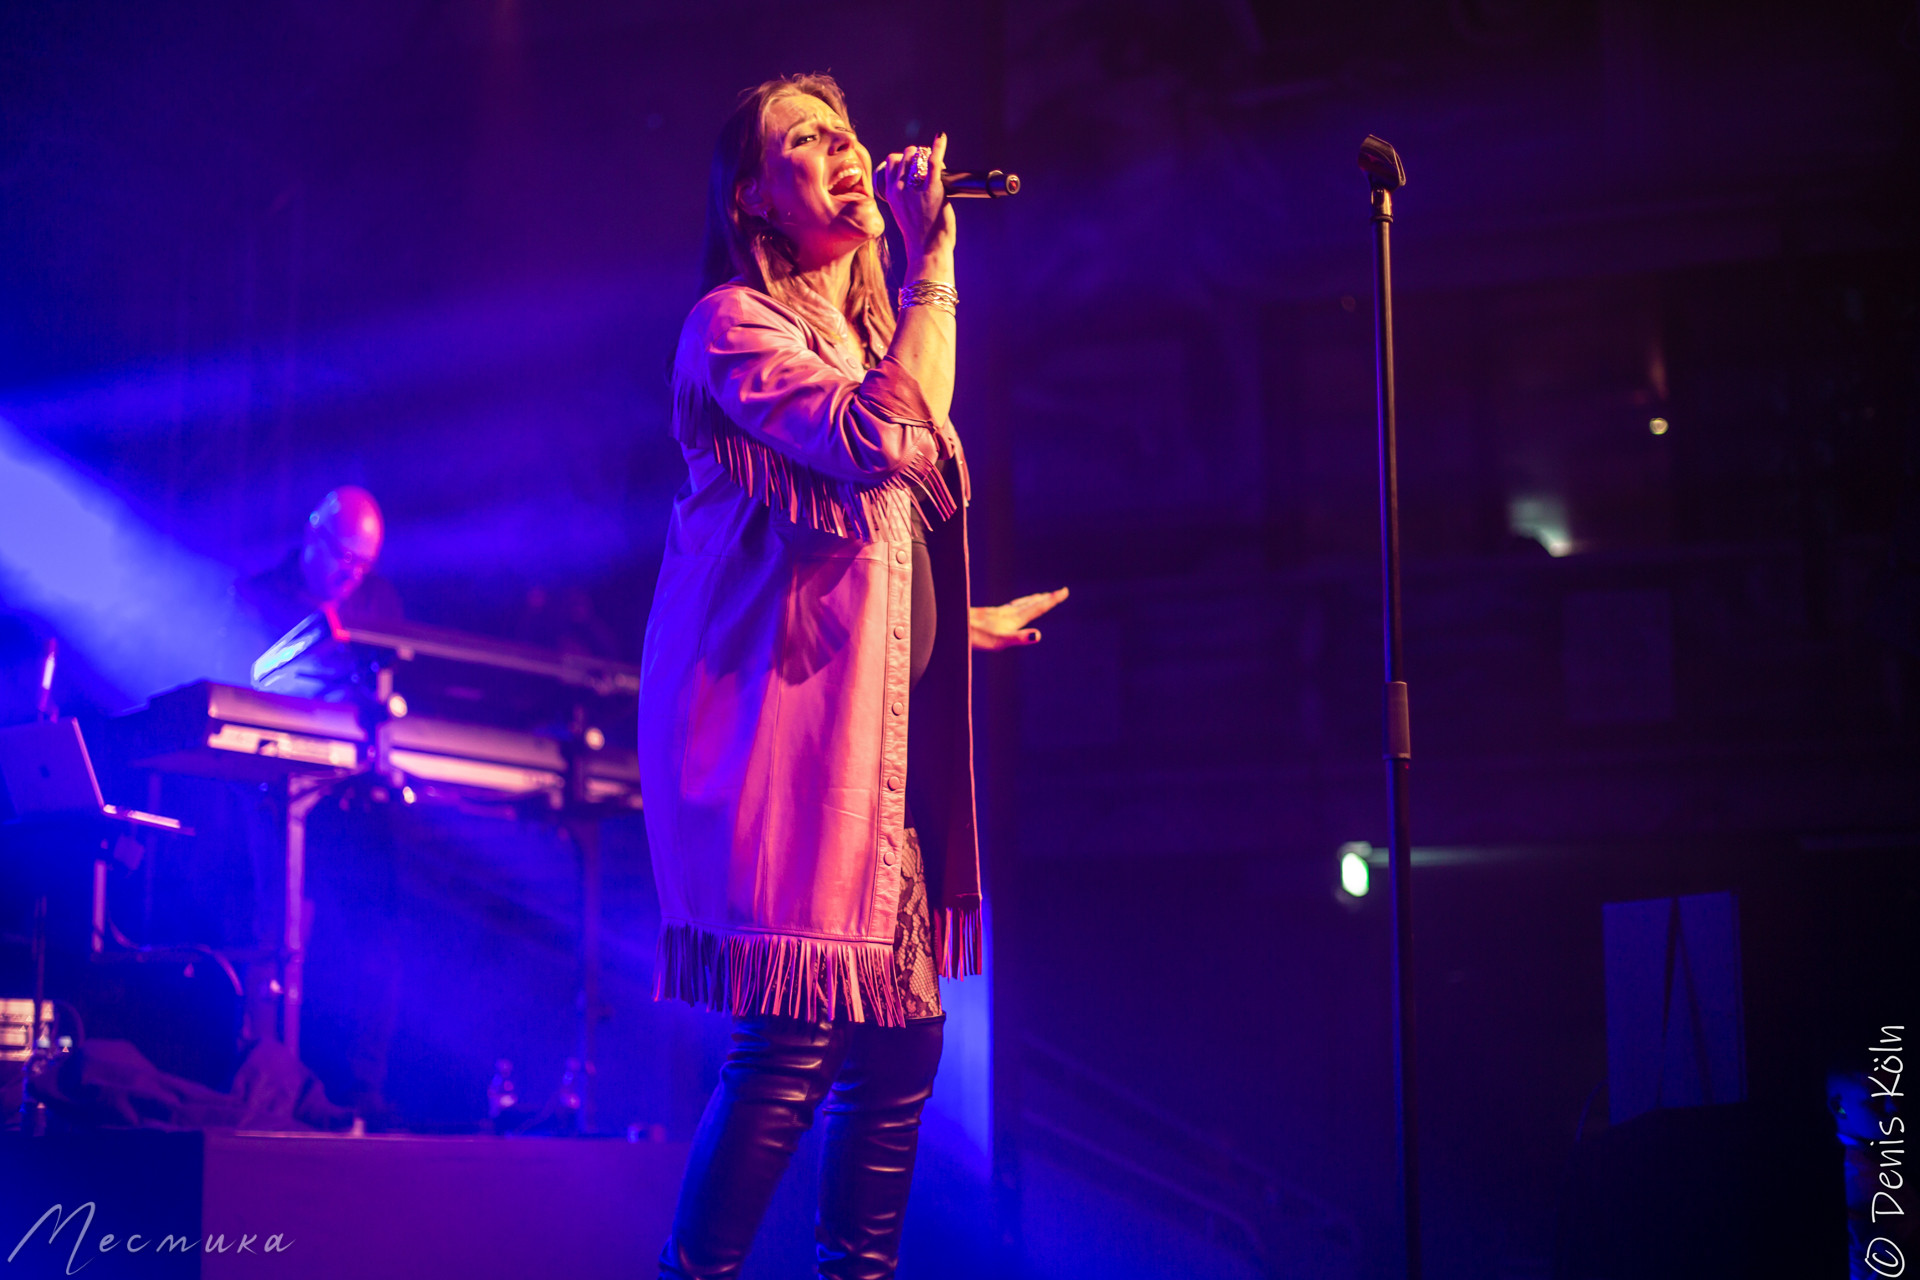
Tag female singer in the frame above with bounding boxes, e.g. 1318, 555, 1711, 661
639, 74, 1066, 1279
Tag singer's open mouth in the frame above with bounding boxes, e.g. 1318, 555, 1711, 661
828, 166, 868, 199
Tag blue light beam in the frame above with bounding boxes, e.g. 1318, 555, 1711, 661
0, 416, 256, 705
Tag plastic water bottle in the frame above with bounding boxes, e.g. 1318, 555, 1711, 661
486, 1058, 517, 1123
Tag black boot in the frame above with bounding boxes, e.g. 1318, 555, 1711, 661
659, 1016, 847, 1279
815, 1016, 944, 1280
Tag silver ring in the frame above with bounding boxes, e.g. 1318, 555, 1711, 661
905, 147, 932, 191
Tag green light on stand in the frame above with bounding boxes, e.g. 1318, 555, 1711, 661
1339, 841, 1373, 898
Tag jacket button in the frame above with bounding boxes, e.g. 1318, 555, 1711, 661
885, 775, 901, 791
890, 700, 905, 716
881, 845, 898, 867
892, 625, 906, 640
895, 548, 909, 564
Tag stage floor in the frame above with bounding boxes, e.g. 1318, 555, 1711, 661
2, 1129, 688, 1279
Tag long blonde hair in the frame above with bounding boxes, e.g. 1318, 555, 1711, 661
700, 74, 895, 364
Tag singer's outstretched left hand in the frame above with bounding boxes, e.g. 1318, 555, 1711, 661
969, 587, 1070, 651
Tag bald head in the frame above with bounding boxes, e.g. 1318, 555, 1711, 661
301, 486, 385, 606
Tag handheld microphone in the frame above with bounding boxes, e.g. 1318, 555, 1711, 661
942, 169, 1020, 198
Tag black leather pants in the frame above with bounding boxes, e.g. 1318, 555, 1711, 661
659, 1013, 945, 1280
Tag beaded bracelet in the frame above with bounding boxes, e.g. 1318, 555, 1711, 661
897, 280, 958, 315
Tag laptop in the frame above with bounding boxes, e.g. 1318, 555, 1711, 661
0, 719, 183, 833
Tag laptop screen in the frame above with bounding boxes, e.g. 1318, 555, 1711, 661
0, 720, 106, 817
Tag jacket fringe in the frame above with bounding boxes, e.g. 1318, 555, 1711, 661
931, 905, 983, 980
674, 379, 957, 544
653, 921, 909, 1028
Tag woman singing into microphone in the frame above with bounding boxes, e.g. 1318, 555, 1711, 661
639, 74, 1065, 1279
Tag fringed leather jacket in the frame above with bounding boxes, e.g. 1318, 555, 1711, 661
639, 280, 981, 1027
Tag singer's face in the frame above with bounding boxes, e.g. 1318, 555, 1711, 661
745, 93, 883, 267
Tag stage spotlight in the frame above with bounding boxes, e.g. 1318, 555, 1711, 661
1507, 494, 1572, 557
1649, 416, 1670, 435
1338, 841, 1372, 898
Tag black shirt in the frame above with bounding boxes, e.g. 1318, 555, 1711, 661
909, 507, 936, 690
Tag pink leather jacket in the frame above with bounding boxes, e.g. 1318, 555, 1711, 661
639, 281, 981, 1027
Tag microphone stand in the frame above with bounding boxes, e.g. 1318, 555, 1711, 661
1360, 134, 1420, 1280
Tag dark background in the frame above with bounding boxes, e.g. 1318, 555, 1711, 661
2, 2, 1916, 1277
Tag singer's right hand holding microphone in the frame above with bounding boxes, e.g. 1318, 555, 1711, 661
876, 132, 956, 424
880, 132, 955, 280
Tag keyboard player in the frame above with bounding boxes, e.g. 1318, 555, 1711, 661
214, 485, 407, 1125
225, 486, 403, 672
